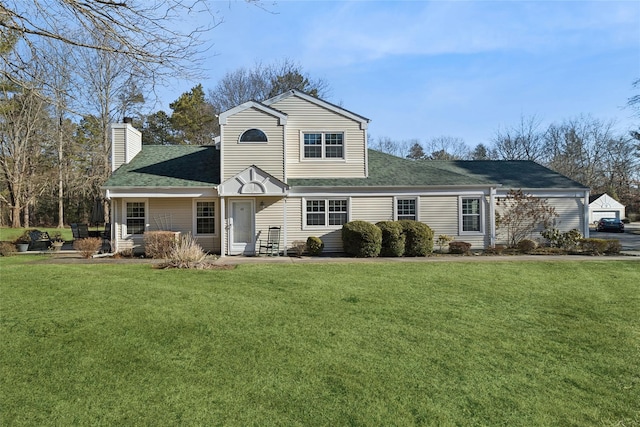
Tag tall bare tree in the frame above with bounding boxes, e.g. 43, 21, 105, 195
424, 136, 470, 160
492, 115, 546, 162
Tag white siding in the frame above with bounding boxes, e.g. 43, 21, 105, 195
222, 108, 284, 181
269, 96, 367, 179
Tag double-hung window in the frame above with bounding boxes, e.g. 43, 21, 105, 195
305, 198, 349, 227
461, 197, 482, 233
303, 132, 344, 159
195, 201, 215, 234
396, 198, 417, 221
125, 201, 146, 235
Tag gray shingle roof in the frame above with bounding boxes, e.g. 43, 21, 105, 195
104, 145, 220, 188
288, 150, 586, 189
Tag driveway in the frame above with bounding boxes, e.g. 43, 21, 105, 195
590, 223, 640, 251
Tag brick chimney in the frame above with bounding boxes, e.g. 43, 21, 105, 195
110, 119, 142, 171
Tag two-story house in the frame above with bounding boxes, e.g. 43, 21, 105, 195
103, 89, 590, 256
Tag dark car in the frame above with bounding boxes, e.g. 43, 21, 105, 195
596, 218, 624, 233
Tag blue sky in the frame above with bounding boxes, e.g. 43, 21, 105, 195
162, 0, 640, 147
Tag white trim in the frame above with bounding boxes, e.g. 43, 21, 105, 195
218, 101, 287, 125
106, 188, 218, 198
394, 196, 419, 221
122, 198, 149, 237
302, 197, 351, 230
458, 195, 485, 236
227, 198, 256, 255
489, 187, 497, 247
193, 199, 218, 237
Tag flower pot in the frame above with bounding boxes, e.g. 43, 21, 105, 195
51, 241, 64, 252
16, 243, 29, 252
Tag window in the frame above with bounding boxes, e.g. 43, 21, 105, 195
196, 201, 215, 234
305, 198, 349, 227
396, 198, 417, 221
239, 128, 267, 143
126, 202, 145, 235
302, 132, 344, 159
461, 197, 482, 232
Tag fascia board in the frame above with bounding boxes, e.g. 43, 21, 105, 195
218, 101, 287, 125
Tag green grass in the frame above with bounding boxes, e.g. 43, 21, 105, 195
0, 227, 74, 242
1, 257, 638, 426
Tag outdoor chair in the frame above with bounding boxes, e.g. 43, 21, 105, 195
71, 223, 90, 239
28, 230, 51, 251
258, 226, 281, 256
100, 223, 111, 253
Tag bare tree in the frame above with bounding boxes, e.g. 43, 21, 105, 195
370, 137, 413, 158
424, 136, 470, 160
492, 115, 546, 161
209, 59, 330, 112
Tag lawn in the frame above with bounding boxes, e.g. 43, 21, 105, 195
1, 257, 638, 426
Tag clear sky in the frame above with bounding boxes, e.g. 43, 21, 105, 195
161, 0, 640, 148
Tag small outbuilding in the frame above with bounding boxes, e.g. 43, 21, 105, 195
589, 193, 626, 223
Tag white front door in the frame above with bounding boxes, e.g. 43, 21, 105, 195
229, 200, 254, 255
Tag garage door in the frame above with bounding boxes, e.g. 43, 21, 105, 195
592, 210, 620, 222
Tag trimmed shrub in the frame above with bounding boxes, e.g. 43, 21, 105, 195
516, 238, 537, 254
144, 231, 179, 259
376, 221, 405, 257
342, 220, 382, 257
435, 234, 454, 253
73, 237, 102, 258
449, 241, 471, 255
483, 244, 505, 255
398, 220, 433, 256
289, 240, 306, 257
579, 238, 608, 255
605, 239, 622, 254
306, 236, 324, 256
541, 228, 582, 250
0, 241, 16, 256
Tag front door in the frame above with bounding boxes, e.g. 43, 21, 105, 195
229, 200, 254, 255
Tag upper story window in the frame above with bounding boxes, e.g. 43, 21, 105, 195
302, 132, 344, 159
239, 128, 268, 143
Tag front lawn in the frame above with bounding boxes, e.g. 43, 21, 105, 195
1, 257, 638, 426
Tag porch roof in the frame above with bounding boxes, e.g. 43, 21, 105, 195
104, 145, 220, 188
288, 150, 587, 189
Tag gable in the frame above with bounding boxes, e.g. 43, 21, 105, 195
589, 193, 625, 209
218, 165, 289, 196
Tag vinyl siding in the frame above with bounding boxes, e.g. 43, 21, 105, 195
269, 96, 367, 179
111, 126, 126, 170
254, 197, 286, 252
222, 108, 284, 181
351, 197, 394, 223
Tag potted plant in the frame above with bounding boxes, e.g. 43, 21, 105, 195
50, 232, 64, 251
14, 231, 31, 252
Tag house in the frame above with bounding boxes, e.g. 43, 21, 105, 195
589, 193, 626, 223
103, 90, 590, 255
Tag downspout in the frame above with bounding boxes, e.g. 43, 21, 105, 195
283, 198, 287, 256
489, 187, 496, 247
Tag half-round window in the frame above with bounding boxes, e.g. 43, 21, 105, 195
239, 128, 268, 143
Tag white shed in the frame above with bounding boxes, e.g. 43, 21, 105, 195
589, 194, 626, 223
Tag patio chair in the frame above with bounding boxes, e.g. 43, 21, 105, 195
258, 226, 281, 256
100, 223, 111, 253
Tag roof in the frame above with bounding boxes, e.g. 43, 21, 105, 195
288, 150, 587, 189
104, 145, 220, 188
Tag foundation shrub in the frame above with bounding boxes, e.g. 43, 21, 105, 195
579, 238, 608, 255
449, 241, 471, 255
398, 220, 433, 256
73, 237, 102, 258
341, 220, 382, 257
435, 234, 454, 253
144, 231, 179, 259
306, 236, 324, 256
541, 228, 582, 250
605, 239, 622, 254
164, 233, 207, 268
483, 244, 505, 255
516, 238, 537, 254
0, 241, 16, 256
376, 221, 405, 257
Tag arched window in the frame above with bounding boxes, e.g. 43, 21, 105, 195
239, 128, 268, 143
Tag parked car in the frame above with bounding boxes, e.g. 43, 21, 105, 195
596, 218, 625, 233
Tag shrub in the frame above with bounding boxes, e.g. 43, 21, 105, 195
341, 220, 382, 257
290, 240, 306, 257
483, 244, 505, 255
306, 236, 324, 256
398, 220, 433, 256
435, 234, 454, 253
605, 239, 622, 254
0, 241, 16, 256
541, 228, 582, 250
144, 231, 179, 259
516, 238, 537, 254
376, 221, 405, 257
162, 233, 207, 268
449, 241, 471, 255
579, 238, 608, 255
73, 237, 102, 258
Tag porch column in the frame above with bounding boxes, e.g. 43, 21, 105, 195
489, 187, 497, 247
220, 197, 226, 257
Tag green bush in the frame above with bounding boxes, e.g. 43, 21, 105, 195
516, 238, 537, 254
0, 241, 16, 256
398, 220, 433, 256
605, 239, 622, 254
341, 220, 382, 257
579, 238, 608, 255
449, 241, 471, 255
541, 228, 582, 250
306, 236, 324, 256
483, 244, 505, 255
375, 221, 405, 257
